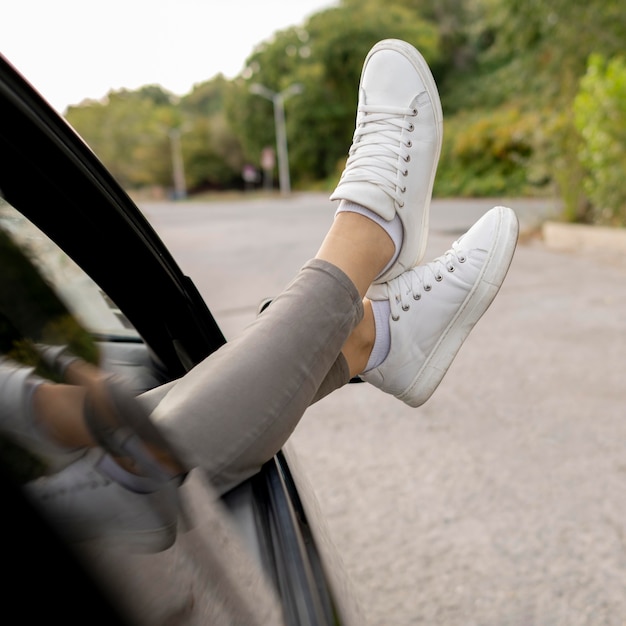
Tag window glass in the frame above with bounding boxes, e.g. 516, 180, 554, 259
0, 198, 137, 339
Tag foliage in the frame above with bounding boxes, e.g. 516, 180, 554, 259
66, 87, 177, 189
227, 0, 439, 186
298, 1, 440, 185
443, 0, 626, 111
536, 108, 590, 224
574, 54, 626, 226
180, 77, 246, 190
60, 0, 626, 226
66, 79, 247, 193
435, 0, 626, 221
434, 106, 546, 196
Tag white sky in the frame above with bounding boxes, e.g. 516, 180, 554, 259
2, 0, 338, 113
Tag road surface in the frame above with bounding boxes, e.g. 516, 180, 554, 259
141, 193, 626, 626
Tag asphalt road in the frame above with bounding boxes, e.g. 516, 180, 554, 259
141, 193, 626, 626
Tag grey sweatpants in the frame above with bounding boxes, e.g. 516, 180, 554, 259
141, 258, 364, 494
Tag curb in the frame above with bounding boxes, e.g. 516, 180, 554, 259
542, 221, 626, 258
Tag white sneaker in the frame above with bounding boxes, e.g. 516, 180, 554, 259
362, 206, 519, 407
23, 448, 179, 553
330, 38, 443, 284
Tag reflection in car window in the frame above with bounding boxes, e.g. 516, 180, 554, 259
0, 198, 138, 339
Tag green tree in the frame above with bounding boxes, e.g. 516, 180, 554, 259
66, 86, 178, 189
435, 105, 542, 196
435, 0, 626, 213
444, 0, 626, 110
180, 76, 246, 190
228, 0, 440, 188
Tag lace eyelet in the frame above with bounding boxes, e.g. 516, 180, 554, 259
404, 155, 411, 163
403, 169, 408, 176
435, 274, 443, 282
391, 314, 400, 322
402, 304, 410, 312
408, 123, 414, 132
412, 108, 418, 116
424, 284, 432, 292
400, 186, 406, 193
447, 264, 455, 272
413, 293, 421, 301
458, 255, 466, 263
405, 140, 413, 148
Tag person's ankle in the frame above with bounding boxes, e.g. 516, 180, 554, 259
336, 201, 403, 279
343, 301, 376, 378
317, 213, 395, 296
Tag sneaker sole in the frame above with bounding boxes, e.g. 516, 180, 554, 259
369, 39, 444, 283
399, 206, 519, 407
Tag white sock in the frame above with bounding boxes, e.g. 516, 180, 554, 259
363, 299, 391, 372
336, 200, 403, 279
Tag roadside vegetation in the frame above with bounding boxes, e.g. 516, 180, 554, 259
65, 0, 626, 226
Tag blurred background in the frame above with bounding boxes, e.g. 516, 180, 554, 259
5, 0, 626, 227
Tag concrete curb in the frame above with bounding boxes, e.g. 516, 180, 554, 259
542, 220, 626, 258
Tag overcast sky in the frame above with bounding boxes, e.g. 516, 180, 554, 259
3, 0, 338, 113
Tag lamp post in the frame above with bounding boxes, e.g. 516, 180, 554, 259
249, 83, 303, 195
168, 128, 187, 200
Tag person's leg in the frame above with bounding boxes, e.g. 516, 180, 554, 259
145, 38, 444, 492
150, 203, 519, 494
0, 358, 87, 472
148, 258, 364, 493
315, 211, 394, 297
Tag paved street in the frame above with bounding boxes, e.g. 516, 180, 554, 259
141, 193, 626, 626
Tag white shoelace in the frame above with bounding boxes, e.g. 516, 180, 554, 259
387, 241, 467, 321
340, 104, 417, 208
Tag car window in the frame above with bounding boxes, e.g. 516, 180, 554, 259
0, 197, 138, 340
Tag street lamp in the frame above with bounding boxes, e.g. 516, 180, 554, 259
250, 82, 303, 195
168, 128, 187, 200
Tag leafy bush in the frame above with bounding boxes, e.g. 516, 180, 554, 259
574, 53, 626, 226
537, 109, 591, 224
434, 106, 546, 197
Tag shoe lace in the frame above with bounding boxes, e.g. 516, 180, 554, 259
387, 241, 467, 321
341, 104, 418, 208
